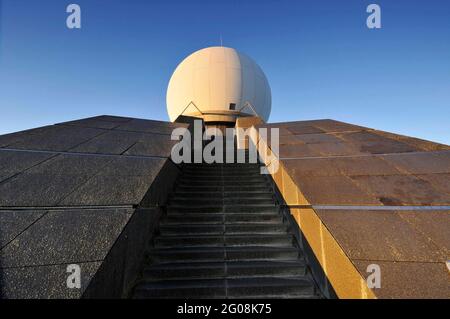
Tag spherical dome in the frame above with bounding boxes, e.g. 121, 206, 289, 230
166, 46, 271, 123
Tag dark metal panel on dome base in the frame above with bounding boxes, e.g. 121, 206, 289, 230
0, 115, 185, 298
256, 119, 450, 299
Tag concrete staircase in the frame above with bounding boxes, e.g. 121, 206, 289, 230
131, 160, 320, 299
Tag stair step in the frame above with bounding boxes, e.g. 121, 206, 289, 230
171, 191, 273, 198
228, 277, 315, 298
162, 214, 224, 224
130, 159, 320, 299
167, 206, 223, 214
183, 163, 261, 169
147, 246, 301, 263
181, 171, 264, 176
182, 172, 263, 178
162, 213, 283, 225
182, 170, 262, 176
170, 194, 273, 200
133, 279, 226, 298
180, 173, 265, 178
179, 176, 266, 182
224, 205, 280, 213
177, 178, 270, 187
154, 234, 294, 248
169, 198, 223, 206
167, 205, 279, 214
223, 192, 272, 198
169, 198, 275, 205
176, 185, 271, 192
159, 224, 288, 236
225, 213, 283, 223
133, 277, 315, 299
142, 261, 307, 280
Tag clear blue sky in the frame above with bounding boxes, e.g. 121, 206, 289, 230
0, 0, 449, 144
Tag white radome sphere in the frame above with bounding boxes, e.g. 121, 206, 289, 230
166, 47, 271, 123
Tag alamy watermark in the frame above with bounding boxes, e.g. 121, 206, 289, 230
64, 4, 381, 31
367, 4, 382, 29
66, 264, 81, 289
66, 4, 81, 29
66, 3, 381, 29
366, 264, 381, 289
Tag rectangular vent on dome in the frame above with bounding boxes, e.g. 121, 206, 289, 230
229, 103, 236, 110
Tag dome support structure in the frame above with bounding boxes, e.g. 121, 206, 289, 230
176, 100, 262, 127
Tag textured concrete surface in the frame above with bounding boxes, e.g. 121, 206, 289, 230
0, 115, 185, 298
2, 116, 448, 299
353, 260, 450, 299
257, 119, 450, 298
0, 173, 93, 207
0, 209, 132, 268
9, 126, 107, 152
316, 209, 448, 262
0, 210, 46, 248
0, 261, 102, 299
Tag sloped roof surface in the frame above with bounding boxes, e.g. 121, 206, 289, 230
259, 119, 450, 206
0, 115, 185, 298
0, 115, 185, 207
257, 119, 450, 298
